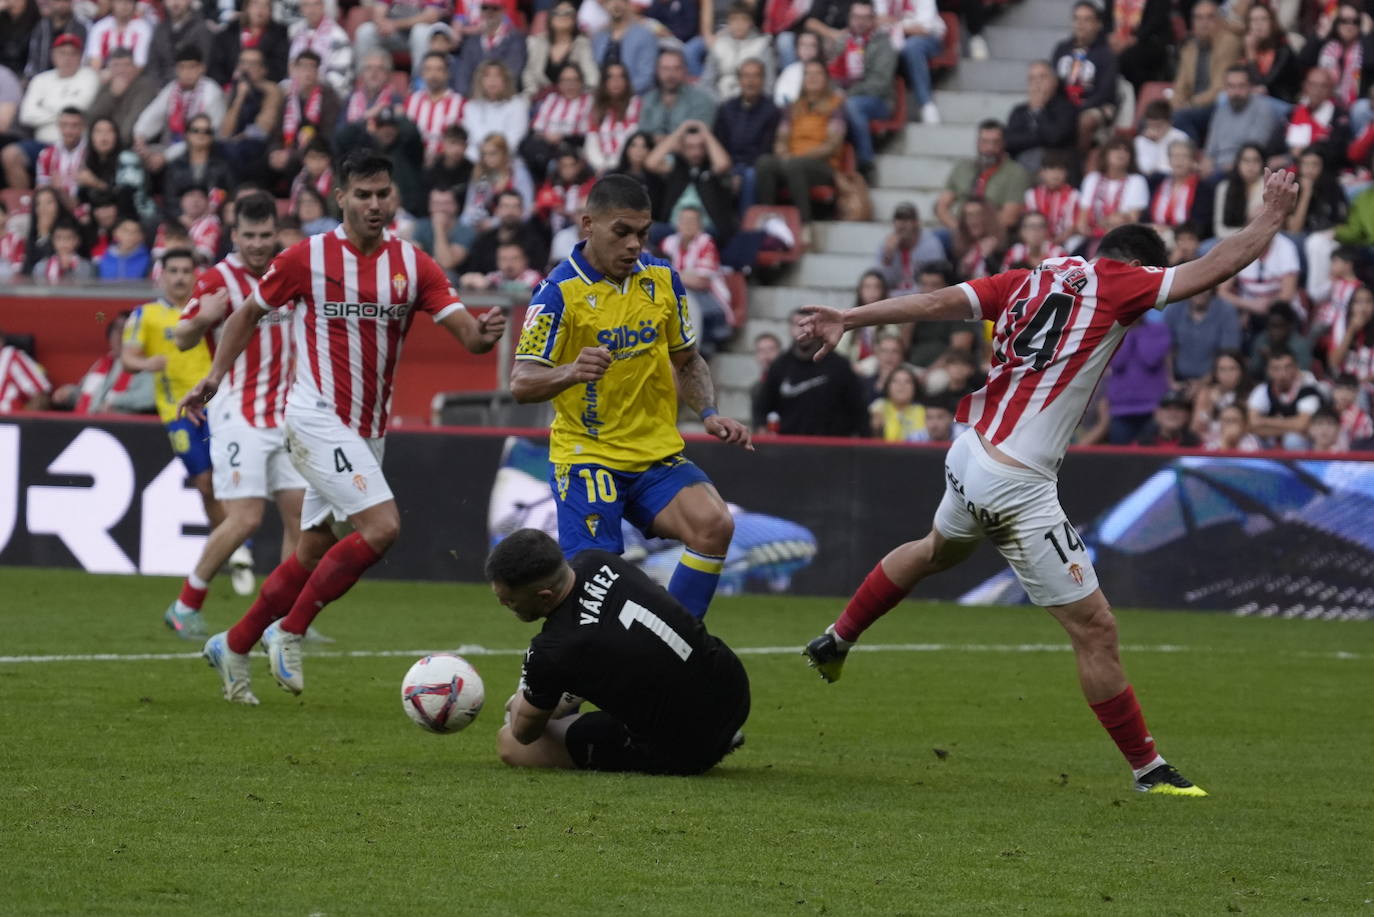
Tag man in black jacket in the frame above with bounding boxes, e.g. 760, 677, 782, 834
1051, 1, 1119, 155
1006, 60, 1077, 175
754, 309, 869, 437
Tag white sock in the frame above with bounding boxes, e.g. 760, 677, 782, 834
1132, 754, 1166, 779
825, 624, 854, 649
187, 572, 209, 590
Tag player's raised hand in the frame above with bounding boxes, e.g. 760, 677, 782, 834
1262, 167, 1299, 216
477, 307, 506, 343
177, 375, 219, 425
566, 346, 613, 384
705, 414, 754, 451
796, 305, 845, 361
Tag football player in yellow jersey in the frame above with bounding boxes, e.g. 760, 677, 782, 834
511, 175, 752, 619
122, 249, 227, 620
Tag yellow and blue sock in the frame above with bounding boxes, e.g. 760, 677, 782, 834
668, 548, 726, 619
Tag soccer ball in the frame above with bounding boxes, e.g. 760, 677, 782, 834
401, 654, 485, 734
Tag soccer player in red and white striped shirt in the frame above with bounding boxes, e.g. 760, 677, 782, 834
799, 168, 1302, 797
405, 52, 467, 162
182, 150, 505, 704
158, 194, 308, 656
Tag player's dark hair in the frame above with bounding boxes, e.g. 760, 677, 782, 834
586, 174, 652, 215
338, 149, 394, 188
161, 246, 197, 269
485, 529, 566, 587
1097, 224, 1168, 268
235, 192, 277, 228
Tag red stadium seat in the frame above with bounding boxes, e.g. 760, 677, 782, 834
931, 13, 960, 72
869, 78, 906, 139
743, 204, 805, 268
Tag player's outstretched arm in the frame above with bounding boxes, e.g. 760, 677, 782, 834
510, 347, 613, 402
177, 294, 267, 423
670, 346, 753, 449
172, 287, 230, 351
437, 305, 506, 353
1168, 168, 1299, 304
797, 285, 976, 360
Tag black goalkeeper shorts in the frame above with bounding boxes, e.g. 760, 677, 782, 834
563, 663, 750, 776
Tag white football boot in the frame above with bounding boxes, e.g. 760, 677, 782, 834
203, 632, 260, 705
262, 621, 305, 694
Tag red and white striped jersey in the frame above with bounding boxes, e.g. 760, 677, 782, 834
256, 227, 465, 438
662, 230, 734, 322
36, 141, 86, 199
1023, 184, 1079, 241
0, 345, 51, 413
182, 253, 292, 429
590, 98, 643, 164
405, 89, 466, 158
958, 256, 1176, 477
1002, 242, 1067, 271
532, 92, 593, 137
85, 16, 153, 67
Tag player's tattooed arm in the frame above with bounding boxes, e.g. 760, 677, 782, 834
672, 347, 753, 449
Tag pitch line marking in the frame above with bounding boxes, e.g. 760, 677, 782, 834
0, 643, 1368, 665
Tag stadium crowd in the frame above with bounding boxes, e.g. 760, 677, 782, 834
1, 0, 1374, 453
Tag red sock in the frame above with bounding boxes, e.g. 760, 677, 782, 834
279, 532, 383, 635
227, 555, 311, 654
834, 563, 909, 643
178, 580, 208, 611
1089, 685, 1159, 770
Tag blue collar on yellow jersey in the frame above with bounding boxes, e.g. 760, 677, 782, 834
569, 240, 647, 287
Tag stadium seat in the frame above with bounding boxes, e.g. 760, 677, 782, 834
743, 204, 805, 268
931, 13, 961, 72
869, 79, 906, 139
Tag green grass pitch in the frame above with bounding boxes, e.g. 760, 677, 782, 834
2, 567, 1371, 916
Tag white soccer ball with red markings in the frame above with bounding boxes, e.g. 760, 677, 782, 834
401, 654, 485, 734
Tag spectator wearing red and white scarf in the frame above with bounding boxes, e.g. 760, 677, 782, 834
33, 220, 93, 284
827, 2, 898, 172
534, 151, 595, 236
406, 52, 468, 161
289, 0, 354, 97
278, 50, 340, 154
1002, 211, 1066, 271
132, 45, 225, 148
289, 141, 335, 209
662, 205, 735, 354
36, 107, 87, 203
1317, 2, 1372, 108
1328, 286, 1374, 382
85, 0, 153, 71
52, 313, 154, 415
354, 0, 455, 82
1148, 138, 1203, 230
1286, 67, 1350, 157
1332, 374, 1374, 441
1074, 137, 1149, 241
342, 49, 402, 127
1023, 160, 1080, 247
1316, 249, 1361, 340
0, 337, 51, 413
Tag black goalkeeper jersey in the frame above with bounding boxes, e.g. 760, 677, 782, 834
520, 551, 747, 742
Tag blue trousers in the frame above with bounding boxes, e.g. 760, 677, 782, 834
901, 33, 944, 106
844, 94, 892, 166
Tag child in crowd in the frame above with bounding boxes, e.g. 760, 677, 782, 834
1133, 100, 1190, 178
1308, 408, 1347, 453
1002, 210, 1066, 270
98, 218, 151, 280
33, 220, 93, 283
1023, 153, 1079, 249
1313, 246, 1361, 339
1206, 403, 1262, 452
1332, 373, 1374, 444
907, 395, 964, 443
869, 366, 925, 442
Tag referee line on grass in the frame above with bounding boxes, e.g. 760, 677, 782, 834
1, 643, 1369, 664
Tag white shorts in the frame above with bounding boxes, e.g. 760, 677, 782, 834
933, 432, 1099, 608
210, 405, 306, 500
284, 402, 394, 530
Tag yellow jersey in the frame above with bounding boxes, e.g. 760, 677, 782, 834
515, 243, 696, 472
123, 299, 211, 424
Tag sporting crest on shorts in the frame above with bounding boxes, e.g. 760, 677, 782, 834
353, 473, 367, 493
585, 513, 600, 537
392, 272, 408, 302
1068, 563, 1084, 586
